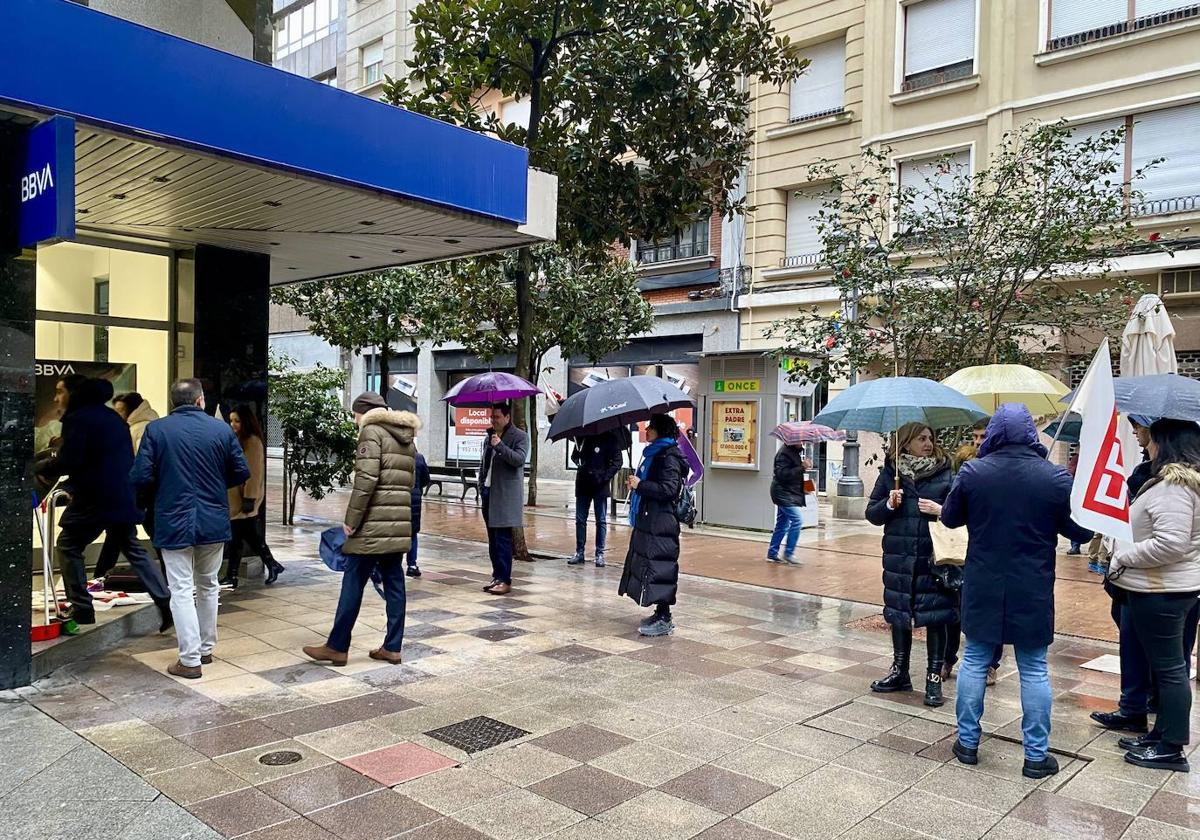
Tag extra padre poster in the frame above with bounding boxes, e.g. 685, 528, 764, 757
33, 359, 137, 454
710, 399, 757, 468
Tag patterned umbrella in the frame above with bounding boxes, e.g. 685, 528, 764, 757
770, 421, 846, 445
442, 372, 539, 407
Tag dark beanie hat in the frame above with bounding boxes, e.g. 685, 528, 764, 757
351, 392, 388, 414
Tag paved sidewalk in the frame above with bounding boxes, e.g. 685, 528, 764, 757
7, 524, 1197, 840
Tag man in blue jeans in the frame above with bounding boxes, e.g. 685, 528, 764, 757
940, 404, 1093, 778
568, 430, 623, 567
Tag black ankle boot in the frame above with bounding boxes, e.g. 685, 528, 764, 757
219, 573, 239, 589
871, 625, 913, 693
263, 554, 284, 586
924, 625, 946, 707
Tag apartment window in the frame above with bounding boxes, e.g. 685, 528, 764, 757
783, 190, 826, 268
1161, 268, 1200, 297
789, 39, 846, 123
362, 40, 384, 86
501, 98, 531, 129
1047, 0, 1200, 51
314, 72, 337, 86
273, 0, 337, 60
901, 0, 976, 93
899, 150, 971, 223
1073, 103, 1200, 216
636, 219, 711, 265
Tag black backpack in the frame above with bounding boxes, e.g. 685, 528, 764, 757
674, 482, 697, 528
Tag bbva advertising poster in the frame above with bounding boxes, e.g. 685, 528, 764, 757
34, 360, 137, 454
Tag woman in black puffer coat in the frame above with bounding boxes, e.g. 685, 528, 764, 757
619, 414, 689, 638
865, 422, 956, 706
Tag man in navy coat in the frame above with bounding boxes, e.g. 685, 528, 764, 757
941, 403, 1093, 779
132, 378, 249, 679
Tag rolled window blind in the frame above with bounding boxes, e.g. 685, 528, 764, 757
905, 0, 975, 76
1132, 103, 1200, 207
1049, 0, 1127, 39
785, 191, 826, 260
1070, 117, 1127, 193
790, 38, 846, 119
900, 150, 970, 218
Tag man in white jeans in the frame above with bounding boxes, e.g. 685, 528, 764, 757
131, 379, 249, 679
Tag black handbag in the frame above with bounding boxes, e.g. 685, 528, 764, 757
931, 563, 963, 593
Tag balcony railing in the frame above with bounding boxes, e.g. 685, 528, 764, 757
1046, 3, 1200, 51
788, 106, 846, 126
1132, 194, 1200, 217
636, 240, 710, 265
780, 252, 822, 270
901, 59, 974, 93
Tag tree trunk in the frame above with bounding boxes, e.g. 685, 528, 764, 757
281, 441, 291, 525
379, 338, 391, 399
511, 246, 535, 562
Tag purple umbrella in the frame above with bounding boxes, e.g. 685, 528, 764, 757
678, 433, 704, 488
442, 372, 539, 407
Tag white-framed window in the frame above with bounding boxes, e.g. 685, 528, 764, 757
1071, 103, 1200, 216
501, 98, 531, 129
1046, 0, 1200, 51
789, 38, 846, 124
783, 190, 826, 268
901, 0, 976, 93
898, 149, 971, 221
362, 40, 384, 86
273, 0, 338, 60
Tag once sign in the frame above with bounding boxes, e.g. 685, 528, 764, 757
713, 378, 761, 394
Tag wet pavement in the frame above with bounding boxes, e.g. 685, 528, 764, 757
5, 520, 1198, 840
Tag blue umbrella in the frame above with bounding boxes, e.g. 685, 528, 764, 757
813, 376, 989, 434
1062, 373, 1200, 422
1042, 413, 1082, 445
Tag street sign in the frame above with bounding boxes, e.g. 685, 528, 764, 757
713, 378, 761, 394
17, 115, 74, 249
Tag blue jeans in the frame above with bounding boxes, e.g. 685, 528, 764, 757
482, 489, 512, 584
327, 552, 406, 654
768, 506, 803, 558
575, 492, 607, 554
407, 534, 419, 568
957, 638, 1051, 761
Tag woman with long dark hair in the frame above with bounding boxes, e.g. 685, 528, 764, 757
865, 422, 957, 707
221, 404, 284, 588
1108, 419, 1200, 772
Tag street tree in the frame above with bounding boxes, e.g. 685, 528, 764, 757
428, 243, 654, 505
269, 352, 358, 525
271, 270, 440, 399
386, 0, 804, 436
768, 121, 1159, 385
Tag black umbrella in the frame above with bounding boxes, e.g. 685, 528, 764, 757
548, 375, 693, 442
1062, 373, 1200, 422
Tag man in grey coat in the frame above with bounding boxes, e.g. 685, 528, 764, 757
479, 403, 528, 595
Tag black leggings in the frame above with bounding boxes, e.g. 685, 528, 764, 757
224, 518, 276, 578
1125, 590, 1199, 748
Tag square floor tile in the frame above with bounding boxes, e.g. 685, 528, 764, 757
342, 742, 459, 786
187, 787, 298, 838
296, 721, 401, 761
425, 716, 531, 754
590, 743, 705, 788
399, 818, 493, 840
1010, 790, 1133, 840
259, 663, 340, 688
468, 627, 529, 642
263, 692, 418, 737
111, 737, 207, 775
240, 818, 341, 840
659, 765, 778, 816
259, 763, 382, 814
307, 790, 441, 840
739, 765, 905, 840
529, 724, 633, 762
592, 789, 723, 840
455, 787, 586, 840
529, 765, 646, 816
693, 818, 796, 840
181, 720, 283, 758
147, 760, 250, 806
397, 765, 516, 814
538, 645, 610, 665
470, 743, 581, 787
215, 740, 333, 785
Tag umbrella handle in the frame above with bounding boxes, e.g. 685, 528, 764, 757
894, 430, 901, 491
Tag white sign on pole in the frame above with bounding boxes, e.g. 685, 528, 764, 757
1069, 340, 1133, 542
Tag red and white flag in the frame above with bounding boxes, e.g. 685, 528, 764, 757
1069, 340, 1133, 542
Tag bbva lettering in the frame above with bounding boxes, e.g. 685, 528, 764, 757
35, 362, 75, 377
20, 164, 54, 203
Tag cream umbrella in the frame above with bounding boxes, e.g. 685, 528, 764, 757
941, 364, 1071, 417
1118, 293, 1177, 475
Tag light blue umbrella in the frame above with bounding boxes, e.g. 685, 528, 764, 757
813, 376, 989, 434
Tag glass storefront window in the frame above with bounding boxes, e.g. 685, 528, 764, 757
36, 241, 169, 321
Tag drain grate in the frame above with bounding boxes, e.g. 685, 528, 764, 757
258, 750, 303, 766
425, 716, 530, 754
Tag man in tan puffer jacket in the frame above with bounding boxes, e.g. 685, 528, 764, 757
304, 393, 420, 666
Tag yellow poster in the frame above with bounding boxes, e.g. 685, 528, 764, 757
710, 399, 757, 468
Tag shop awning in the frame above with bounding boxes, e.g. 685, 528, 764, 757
0, 0, 555, 283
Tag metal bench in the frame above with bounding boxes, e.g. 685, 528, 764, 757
428, 461, 479, 503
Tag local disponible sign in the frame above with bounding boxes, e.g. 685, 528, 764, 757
17, 116, 75, 249
713, 378, 761, 394
710, 399, 758, 468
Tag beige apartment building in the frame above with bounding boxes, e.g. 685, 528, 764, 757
741, 0, 1200, 368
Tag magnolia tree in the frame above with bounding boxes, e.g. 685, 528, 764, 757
427, 243, 654, 506
768, 121, 1160, 385
269, 352, 358, 525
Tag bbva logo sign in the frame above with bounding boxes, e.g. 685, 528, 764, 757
21, 163, 55, 203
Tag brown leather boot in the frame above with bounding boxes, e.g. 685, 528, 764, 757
167, 660, 202, 679
369, 648, 403, 664
485, 582, 512, 595
302, 645, 348, 666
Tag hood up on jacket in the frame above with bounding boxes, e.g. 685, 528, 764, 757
359, 409, 422, 445
978, 402, 1048, 459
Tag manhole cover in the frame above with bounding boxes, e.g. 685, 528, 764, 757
425, 716, 530, 754
258, 750, 303, 766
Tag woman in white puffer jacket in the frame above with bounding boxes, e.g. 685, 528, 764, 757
1109, 419, 1200, 773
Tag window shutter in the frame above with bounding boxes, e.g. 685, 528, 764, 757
1132, 104, 1200, 210
502, 98, 531, 128
900, 151, 970, 218
786, 191, 826, 262
1049, 0, 1127, 39
789, 38, 846, 120
905, 0, 975, 76
1070, 117, 1127, 195
363, 41, 383, 66
1137, 0, 1189, 17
